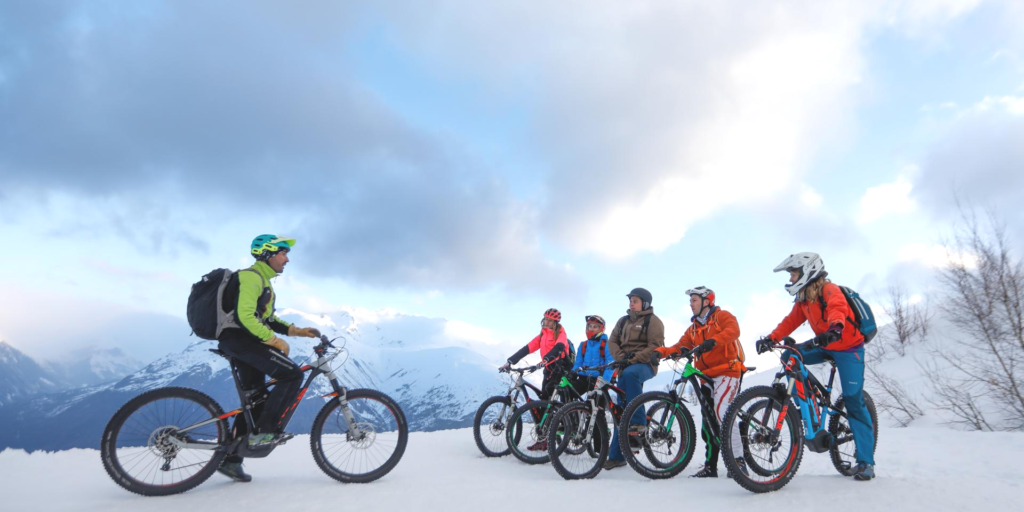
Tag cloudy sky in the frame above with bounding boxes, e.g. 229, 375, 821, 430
2, 0, 1022, 365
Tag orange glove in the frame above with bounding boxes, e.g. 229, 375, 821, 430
288, 325, 321, 338
655, 346, 679, 358
263, 336, 291, 356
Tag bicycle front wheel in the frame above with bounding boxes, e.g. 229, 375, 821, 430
311, 389, 408, 483
619, 391, 697, 479
507, 400, 561, 465
100, 387, 228, 497
547, 402, 608, 480
473, 395, 519, 458
721, 385, 804, 493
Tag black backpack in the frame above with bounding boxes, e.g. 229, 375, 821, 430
186, 268, 262, 340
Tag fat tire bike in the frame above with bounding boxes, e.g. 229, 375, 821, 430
619, 348, 757, 479
473, 363, 546, 458
101, 335, 408, 496
505, 370, 585, 465
720, 336, 878, 493
545, 361, 629, 480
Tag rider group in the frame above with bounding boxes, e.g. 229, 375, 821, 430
500, 252, 876, 482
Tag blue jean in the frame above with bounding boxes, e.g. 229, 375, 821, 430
608, 362, 655, 461
795, 345, 875, 465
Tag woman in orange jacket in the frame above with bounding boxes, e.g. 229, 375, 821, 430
755, 252, 876, 481
656, 286, 746, 478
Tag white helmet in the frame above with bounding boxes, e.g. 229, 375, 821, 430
774, 252, 825, 296
685, 286, 715, 307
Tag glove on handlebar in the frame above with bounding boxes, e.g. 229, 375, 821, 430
694, 338, 716, 356
654, 346, 678, 358
755, 337, 775, 355
288, 325, 322, 338
814, 324, 843, 347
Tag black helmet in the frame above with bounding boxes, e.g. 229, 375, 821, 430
626, 288, 653, 310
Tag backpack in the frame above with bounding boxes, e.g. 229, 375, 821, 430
819, 285, 878, 343
616, 314, 651, 341
733, 338, 746, 363
565, 337, 576, 363
186, 268, 263, 340
580, 337, 607, 360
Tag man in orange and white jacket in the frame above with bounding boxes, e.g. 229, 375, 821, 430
656, 286, 747, 478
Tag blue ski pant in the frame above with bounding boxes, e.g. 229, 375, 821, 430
608, 362, 655, 462
795, 345, 875, 465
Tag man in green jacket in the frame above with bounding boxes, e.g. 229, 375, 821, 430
216, 234, 322, 482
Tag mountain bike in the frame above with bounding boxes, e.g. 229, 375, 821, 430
101, 335, 408, 496
473, 363, 546, 458
720, 336, 878, 493
619, 348, 757, 479
505, 368, 585, 465
545, 361, 629, 480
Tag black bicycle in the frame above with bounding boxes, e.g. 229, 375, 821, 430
619, 348, 756, 479
473, 363, 546, 458
101, 335, 408, 496
505, 370, 584, 465
545, 361, 629, 480
720, 336, 878, 493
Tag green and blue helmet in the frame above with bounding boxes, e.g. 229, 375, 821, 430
251, 234, 295, 260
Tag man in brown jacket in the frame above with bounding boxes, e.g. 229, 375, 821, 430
604, 287, 665, 470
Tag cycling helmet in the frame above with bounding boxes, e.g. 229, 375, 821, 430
774, 252, 825, 296
686, 286, 715, 307
585, 315, 606, 329
543, 308, 562, 322
626, 288, 653, 310
251, 234, 295, 260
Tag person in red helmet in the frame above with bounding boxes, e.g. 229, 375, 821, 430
656, 286, 746, 478
500, 308, 572, 451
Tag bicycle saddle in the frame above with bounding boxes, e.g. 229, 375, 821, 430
208, 348, 231, 360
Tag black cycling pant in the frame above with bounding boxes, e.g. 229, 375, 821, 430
218, 336, 303, 461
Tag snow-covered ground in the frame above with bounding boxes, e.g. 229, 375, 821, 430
2, 426, 1021, 511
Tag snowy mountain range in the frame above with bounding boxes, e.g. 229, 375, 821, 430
0, 341, 142, 407
0, 308, 509, 452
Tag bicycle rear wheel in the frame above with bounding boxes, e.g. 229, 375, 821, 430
827, 391, 879, 475
473, 395, 519, 457
507, 401, 561, 464
721, 385, 804, 493
547, 402, 608, 480
619, 391, 696, 479
311, 389, 408, 483
100, 387, 228, 496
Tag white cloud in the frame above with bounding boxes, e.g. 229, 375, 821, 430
972, 95, 1024, 115
444, 320, 505, 346
800, 184, 824, 208
859, 178, 916, 224
898, 243, 978, 269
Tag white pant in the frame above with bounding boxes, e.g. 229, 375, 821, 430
701, 375, 742, 458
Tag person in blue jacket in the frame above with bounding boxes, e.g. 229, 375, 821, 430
569, 315, 615, 395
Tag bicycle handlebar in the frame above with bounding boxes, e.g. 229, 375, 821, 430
501, 363, 543, 374
576, 360, 628, 374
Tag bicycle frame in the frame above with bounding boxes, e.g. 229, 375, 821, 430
572, 366, 627, 445
660, 357, 720, 444
167, 338, 358, 457
772, 344, 844, 452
